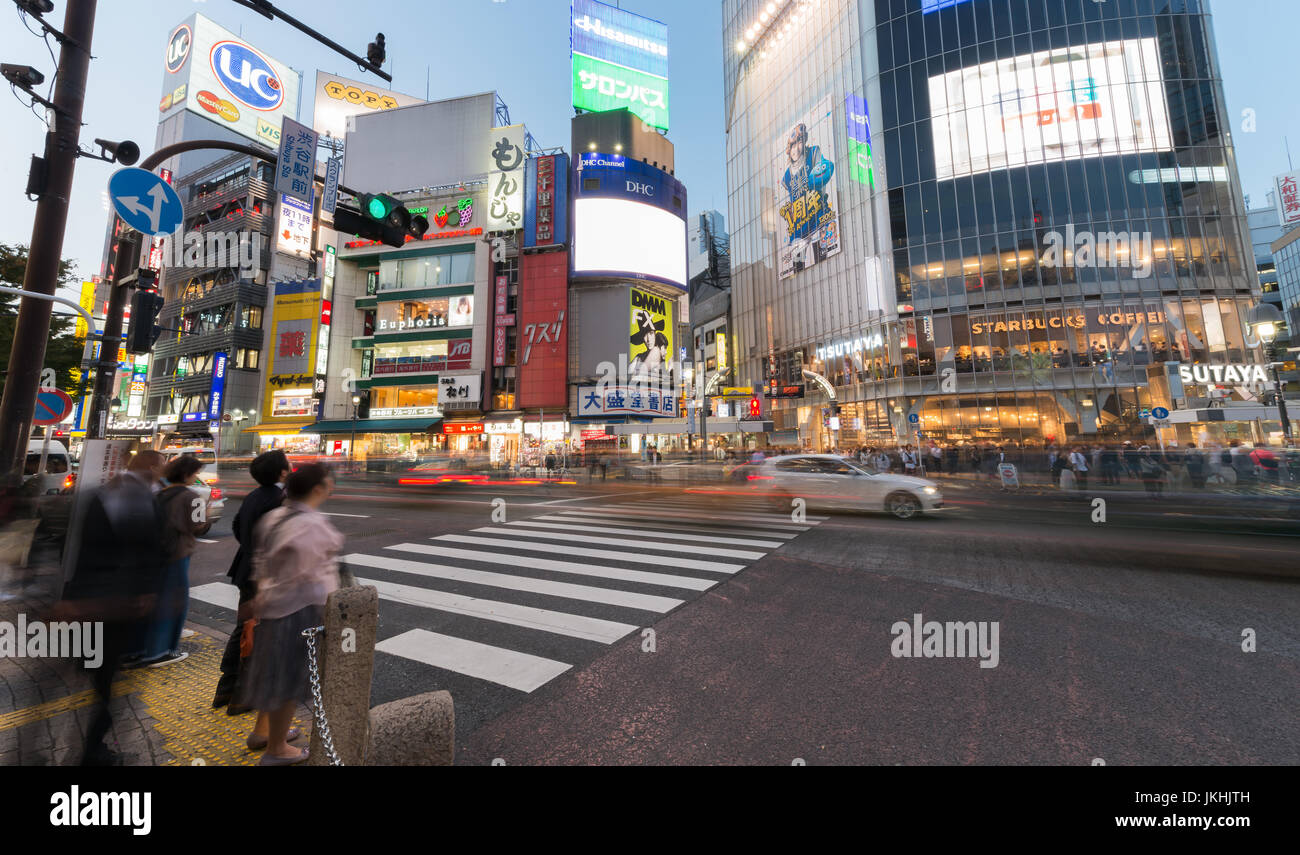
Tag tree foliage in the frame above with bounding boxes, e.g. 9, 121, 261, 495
0, 243, 85, 399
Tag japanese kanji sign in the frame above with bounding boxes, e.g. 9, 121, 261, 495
1275, 170, 1300, 227
576, 384, 677, 418
486, 125, 526, 233
438, 373, 482, 411
275, 116, 319, 206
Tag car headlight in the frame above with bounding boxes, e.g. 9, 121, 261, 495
922, 486, 938, 495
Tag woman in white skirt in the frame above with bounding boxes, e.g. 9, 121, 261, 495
242, 464, 343, 766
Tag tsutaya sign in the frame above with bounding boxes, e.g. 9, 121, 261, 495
1178, 363, 1268, 385
817, 332, 884, 362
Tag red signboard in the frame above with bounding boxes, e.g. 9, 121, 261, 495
320, 299, 333, 326
493, 274, 514, 368
493, 325, 507, 367
517, 251, 568, 409
581, 428, 608, 440
443, 423, 485, 435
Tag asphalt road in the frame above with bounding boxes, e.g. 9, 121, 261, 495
184, 475, 1300, 765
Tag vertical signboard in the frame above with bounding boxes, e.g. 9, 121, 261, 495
275, 117, 319, 206
262, 278, 322, 424
276, 192, 314, 258
570, 0, 669, 131
207, 351, 228, 420
493, 274, 513, 367
486, 125, 526, 232
1275, 171, 1300, 228
628, 287, 675, 381
517, 252, 568, 408
845, 94, 874, 187
525, 154, 570, 248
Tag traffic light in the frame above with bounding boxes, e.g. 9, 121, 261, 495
748, 397, 761, 419
333, 193, 428, 248
126, 288, 165, 354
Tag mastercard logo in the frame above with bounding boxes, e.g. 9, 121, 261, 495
196, 89, 240, 123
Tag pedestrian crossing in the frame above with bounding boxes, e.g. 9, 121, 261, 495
189, 498, 826, 702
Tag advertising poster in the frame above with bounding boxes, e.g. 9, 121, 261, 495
261, 279, 322, 424
928, 38, 1173, 180
311, 70, 423, 145
570, 0, 669, 131
775, 95, 841, 280
628, 287, 675, 381
160, 13, 302, 149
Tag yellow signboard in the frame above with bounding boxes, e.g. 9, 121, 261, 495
715, 331, 727, 370
629, 287, 674, 380
720, 386, 754, 399
261, 279, 322, 426
75, 281, 96, 339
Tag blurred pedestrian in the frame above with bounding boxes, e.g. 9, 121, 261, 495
900, 444, 919, 475
242, 464, 343, 765
138, 456, 212, 667
929, 441, 943, 474
213, 450, 289, 726
1138, 446, 1167, 498
1183, 443, 1206, 489
59, 450, 167, 765
871, 447, 891, 472
1069, 446, 1090, 490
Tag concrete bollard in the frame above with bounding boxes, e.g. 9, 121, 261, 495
307, 584, 378, 766
365, 691, 455, 766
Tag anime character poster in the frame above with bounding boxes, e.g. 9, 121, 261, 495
628, 286, 675, 381
776, 95, 842, 280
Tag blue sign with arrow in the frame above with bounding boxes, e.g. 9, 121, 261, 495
108, 167, 184, 236
1152, 407, 1170, 420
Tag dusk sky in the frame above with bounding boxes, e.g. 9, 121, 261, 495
1, 0, 1298, 300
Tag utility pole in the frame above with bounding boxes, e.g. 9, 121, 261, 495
0, 0, 98, 487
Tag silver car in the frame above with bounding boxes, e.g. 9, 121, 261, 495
747, 454, 945, 520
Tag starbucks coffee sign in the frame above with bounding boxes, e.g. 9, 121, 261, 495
1178, 363, 1268, 384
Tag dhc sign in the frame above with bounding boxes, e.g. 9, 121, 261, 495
1178, 363, 1268, 385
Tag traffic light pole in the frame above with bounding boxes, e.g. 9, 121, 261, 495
85, 224, 138, 440
0, 0, 98, 488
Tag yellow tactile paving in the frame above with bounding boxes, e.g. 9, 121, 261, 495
1, 632, 309, 766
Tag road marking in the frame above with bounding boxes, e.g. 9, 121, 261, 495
555, 508, 812, 530
189, 582, 239, 611
358, 577, 636, 643
376, 629, 571, 693
526, 514, 801, 540
344, 552, 684, 612
196, 538, 219, 544
388, 542, 722, 587
468, 526, 768, 559
322, 512, 371, 518
535, 489, 661, 506
611, 502, 829, 523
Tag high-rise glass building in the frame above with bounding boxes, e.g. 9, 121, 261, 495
723, 0, 1266, 454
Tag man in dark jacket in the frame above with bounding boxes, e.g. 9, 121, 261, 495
59, 450, 166, 765
213, 450, 289, 714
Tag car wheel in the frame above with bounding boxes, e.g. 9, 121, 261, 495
886, 491, 922, 520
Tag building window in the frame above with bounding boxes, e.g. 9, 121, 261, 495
236, 348, 260, 370
240, 305, 263, 329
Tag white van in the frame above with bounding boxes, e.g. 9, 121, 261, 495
24, 439, 74, 495
161, 446, 220, 484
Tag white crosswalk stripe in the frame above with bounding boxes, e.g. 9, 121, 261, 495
188, 500, 826, 701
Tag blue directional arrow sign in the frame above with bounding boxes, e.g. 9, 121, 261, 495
1152, 406, 1170, 420
108, 167, 184, 236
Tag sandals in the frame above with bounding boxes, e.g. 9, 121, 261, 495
257, 748, 309, 766
246, 727, 302, 751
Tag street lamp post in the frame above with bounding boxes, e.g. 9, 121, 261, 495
1246, 303, 1292, 443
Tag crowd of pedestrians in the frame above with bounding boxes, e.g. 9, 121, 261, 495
57, 449, 345, 766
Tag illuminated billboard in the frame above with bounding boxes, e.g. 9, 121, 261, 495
311, 70, 423, 145
629, 286, 675, 381
572, 154, 687, 290
570, 0, 669, 131
775, 95, 841, 280
159, 13, 302, 149
928, 38, 1173, 181
262, 278, 322, 425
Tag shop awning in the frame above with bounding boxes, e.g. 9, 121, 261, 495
243, 422, 314, 434
299, 418, 443, 435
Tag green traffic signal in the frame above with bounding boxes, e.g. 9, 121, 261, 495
366, 195, 390, 220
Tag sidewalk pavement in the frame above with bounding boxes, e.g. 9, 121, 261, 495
0, 578, 310, 766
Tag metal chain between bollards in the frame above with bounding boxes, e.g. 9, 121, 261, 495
302, 625, 343, 766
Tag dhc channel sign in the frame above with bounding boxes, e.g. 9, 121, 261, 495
210, 40, 284, 111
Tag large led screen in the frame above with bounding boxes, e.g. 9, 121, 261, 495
573, 198, 687, 289
928, 38, 1173, 181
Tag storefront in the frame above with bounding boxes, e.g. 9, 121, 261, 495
299, 415, 444, 462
